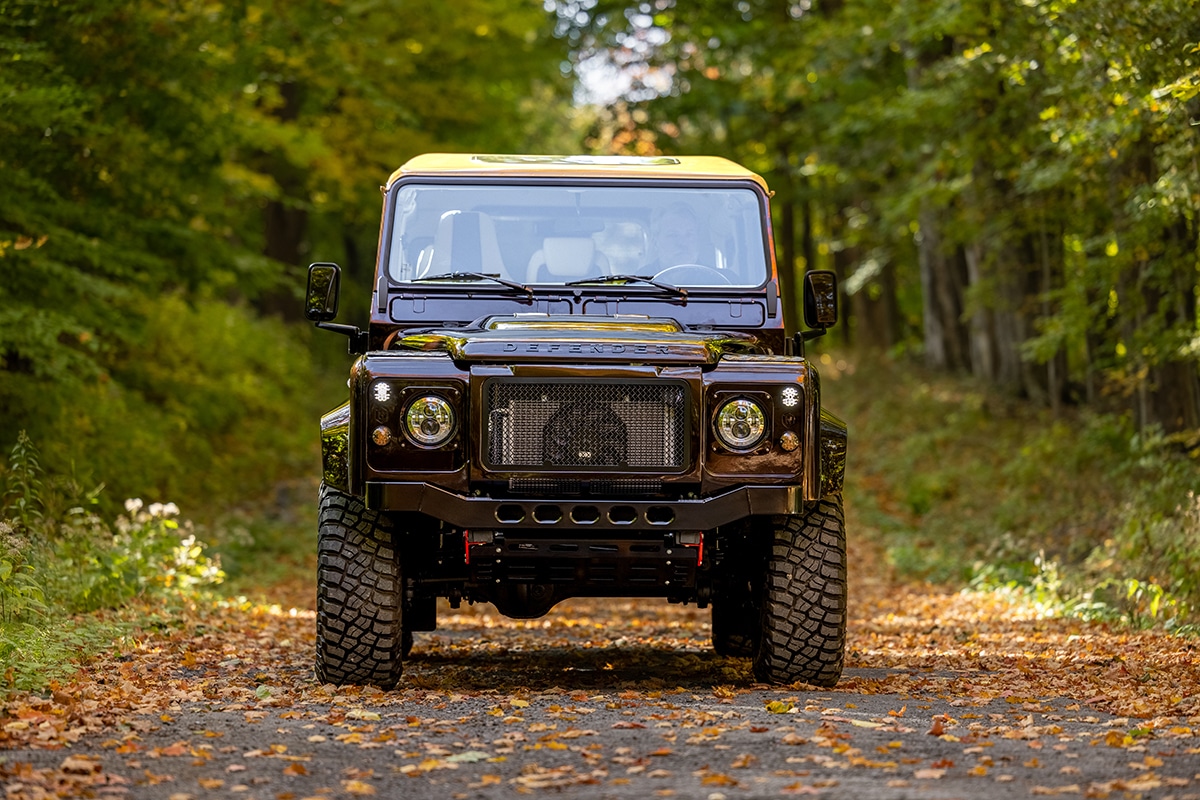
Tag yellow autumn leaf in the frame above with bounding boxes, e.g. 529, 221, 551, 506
1105, 730, 1131, 747
343, 779, 376, 795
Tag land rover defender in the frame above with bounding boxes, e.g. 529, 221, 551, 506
305, 154, 848, 688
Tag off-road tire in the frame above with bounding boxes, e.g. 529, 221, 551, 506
315, 484, 404, 689
751, 495, 846, 687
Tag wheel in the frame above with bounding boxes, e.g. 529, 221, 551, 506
652, 263, 732, 285
711, 596, 757, 657
751, 495, 847, 687
315, 483, 405, 689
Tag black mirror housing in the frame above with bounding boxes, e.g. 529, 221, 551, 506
802, 270, 839, 330
306, 263, 342, 322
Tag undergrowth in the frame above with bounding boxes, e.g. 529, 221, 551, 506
0, 432, 226, 691
823, 350, 1200, 631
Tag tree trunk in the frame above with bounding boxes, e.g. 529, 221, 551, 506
963, 241, 995, 382
255, 80, 308, 321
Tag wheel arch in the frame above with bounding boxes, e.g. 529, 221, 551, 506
321, 402, 352, 494
818, 408, 848, 498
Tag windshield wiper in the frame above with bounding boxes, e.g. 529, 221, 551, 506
410, 271, 532, 296
564, 274, 687, 297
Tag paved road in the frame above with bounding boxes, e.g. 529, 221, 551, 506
3, 590, 1198, 799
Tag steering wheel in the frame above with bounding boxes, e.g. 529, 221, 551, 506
652, 264, 733, 285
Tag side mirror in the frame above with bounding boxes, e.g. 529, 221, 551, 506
802, 270, 839, 330
306, 263, 341, 322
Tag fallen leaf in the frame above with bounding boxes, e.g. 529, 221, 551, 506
343, 779, 376, 795
701, 773, 739, 786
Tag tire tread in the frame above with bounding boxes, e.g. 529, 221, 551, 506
315, 484, 404, 689
752, 495, 847, 687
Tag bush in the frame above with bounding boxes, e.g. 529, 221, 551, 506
825, 350, 1200, 627
0, 295, 336, 518
0, 436, 226, 619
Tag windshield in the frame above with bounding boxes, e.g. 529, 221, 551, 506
385, 183, 770, 288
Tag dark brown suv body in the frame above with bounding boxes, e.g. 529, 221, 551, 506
305, 154, 848, 688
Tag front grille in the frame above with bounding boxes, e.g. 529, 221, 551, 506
486, 379, 688, 471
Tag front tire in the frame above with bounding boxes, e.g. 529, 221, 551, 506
752, 496, 847, 687
315, 484, 404, 689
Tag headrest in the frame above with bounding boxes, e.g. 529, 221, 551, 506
541, 237, 596, 277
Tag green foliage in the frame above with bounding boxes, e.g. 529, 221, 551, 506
829, 351, 1200, 627
1, 431, 44, 527
0, 433, 224, 688
0, 616, 132, 692
0, 522, 47, 624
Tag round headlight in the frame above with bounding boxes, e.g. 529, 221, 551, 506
714, 398, 767, 451
404, 395, 456, 446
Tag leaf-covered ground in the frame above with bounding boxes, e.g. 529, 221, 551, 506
3, 517, 1199, 798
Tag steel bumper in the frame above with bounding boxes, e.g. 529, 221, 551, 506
365, 482, 803, 531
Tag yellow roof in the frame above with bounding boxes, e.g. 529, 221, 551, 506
385, 153, 769, 191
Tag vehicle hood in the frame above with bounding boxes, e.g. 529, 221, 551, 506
389, 315, 764, 365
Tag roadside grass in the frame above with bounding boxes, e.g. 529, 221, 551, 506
820, 349, 1200, 631
0, 430, 318, 693
203, 479, 318, 605
0, 616, 133, 692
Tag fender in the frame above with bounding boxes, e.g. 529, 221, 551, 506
320, 402, 351, 493
819, 408, 848, 498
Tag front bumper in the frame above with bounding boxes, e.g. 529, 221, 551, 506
366, 481, 803, 531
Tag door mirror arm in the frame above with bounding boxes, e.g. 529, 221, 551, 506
306, 263, 367, 354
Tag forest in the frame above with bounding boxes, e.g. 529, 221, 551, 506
1, 0, 1198, 637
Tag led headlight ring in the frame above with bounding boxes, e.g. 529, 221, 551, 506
404, 395, 455, 446
715, 398, 767, 451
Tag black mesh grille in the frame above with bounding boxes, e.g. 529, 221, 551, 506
486, 380, 687, 470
